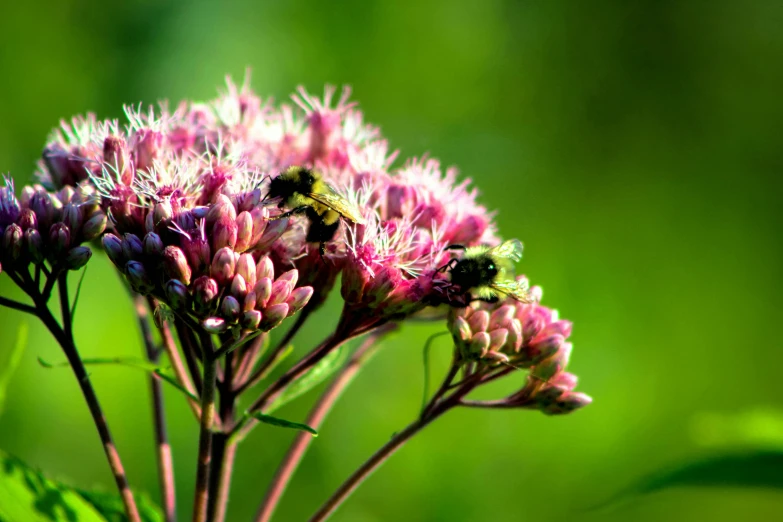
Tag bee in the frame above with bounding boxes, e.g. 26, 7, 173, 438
439, 239, 532, 304
267, 166, 365, 256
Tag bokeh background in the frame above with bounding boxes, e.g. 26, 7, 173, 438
2, 1, 783, 520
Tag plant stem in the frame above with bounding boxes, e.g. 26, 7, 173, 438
0, 295, 36, 314
156, 307, 202, 420
207, 434, 237, 522
254, 327, 393, 522
308, 399, 454, 522
40, 275, 141, 522
192, 338, 217, 522
134, 295, 177, 522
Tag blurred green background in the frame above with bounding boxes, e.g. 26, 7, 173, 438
2, 0, 783, 520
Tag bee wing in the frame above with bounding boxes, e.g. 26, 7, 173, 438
489, 279, 533, 303
307, 185, 366, 224
487, 239, 524, 262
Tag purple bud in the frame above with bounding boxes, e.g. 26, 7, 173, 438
3, 223, 23, 262
0, 185, 21, 227
121, 233, 143, 260
206, 195, 237, 227
221, 295, 241, 321
17, 209, 37, 231
268, 280, 292, 306
249, 207, 268, 244
533, 342, 573, 381
230, 274, 247, 300
202, 317, 227, 334
259, 303, 288, 331
506, 318, 523, 353
528, 334, 564, 364
57, 186, 74, 205
64, 246, 92, 270
286, 286, 314, 314
489, 305, 515, 330
152, 201, 173, 229
102, 233, 125, 267
192, 206, 209, 219
256, 216, 288, 250
163, 245, 192, 285
212, 215, 238, 251
210, 247, 236, 287
133, 129, 163, 173
165, 279, 190, 310
541, 392, 592, 415
143, 232, 164, 257
24, 229, 43, 262
29, 191, 55, 230
193, 276, 219, 313
182, 235, 211, 274
126, 260, 154, 294
241, 310, 262, 330
42, 145, 71, 188
254, 278, 272, 309
235, 211, 253, 252
49, 223, 71, 255
82, 212, 107, 241
62, 203, 83, 234
243, 291, 257, 312
104, 135, 132, 185
256, 256, 274, 280
236, 189, 261, 213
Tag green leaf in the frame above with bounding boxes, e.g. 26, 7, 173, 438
77, 489, 164, 522
38, 356, 199, 403
0, 448, 105, 521
247, 412, 318, 436
266, 345, 347, 412
598, 451, 783, 511
0, 322, 28, 416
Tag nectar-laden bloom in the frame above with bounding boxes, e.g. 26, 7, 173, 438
448, 279, 592, 415
0, 178, 106, 275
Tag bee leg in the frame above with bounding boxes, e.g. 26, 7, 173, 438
471, 295, 500, 304
443, 244, 466, 252
318, 242, 327, 263
436, 258, 459, 273
269, 206, 309, 221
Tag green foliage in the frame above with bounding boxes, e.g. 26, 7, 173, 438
37, 356, 199, 403
266, 345, 347, 413
76, 489, 163, 522
0, 448, 105, 521
248, 412, 318, 436
0, 323, 27, 416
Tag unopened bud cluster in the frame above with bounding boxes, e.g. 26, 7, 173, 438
0, 179, 106, 275
101, 192, 313, 333
448, 278, 591, 415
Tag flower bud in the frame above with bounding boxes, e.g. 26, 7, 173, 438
126, 260, 154, 294
259, 303, 288, 331
102, 233, 125, 267
528, 334, 564, 364
24, 229, 43, 263
162, 245, 192, 285
143, 232, 164, 257
193, 276, 219, 313
202, 316, 227, 334
287, 286, 314, 314
469, 332, 491, 358
17, 209, 37, 231
165, 279, 190, 310
235, 211, 253, 252
241, 310, 262, 330
276, 269, 298, 287
256, 256, 274, 280
221, 295, 241, 321
236, 253, 256, 287
64, 246, 92, 270
206, 194, 237, 227
133, 129, 163, 173
256, 216, 288, 250
243, 291, 257, 312
29, 191, 55, 230
268, 279, 292, 306
62, 203, 83, 234
249, 207, 268, 244
57, 186, 74, 205
488, 328, 509, 352
49, 223, 71, 255
533, 342, 573, 381
212, 215, 238, 251
450, 315, 472, 343
210, 247, 236, 287
506, 318, 523, 353
82, 212, 107, 241
182, 235, 211, 274
121, 233, 143, 261
104, 135, 132, 185
541, 392, 592, 416
254, 277, 272, 309
3, 223, 23, 262
229, 274, 246, 299
467, 310, 490, 334
152, 201, 173, 229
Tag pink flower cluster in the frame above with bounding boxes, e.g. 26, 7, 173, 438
449, 277, 591, 415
